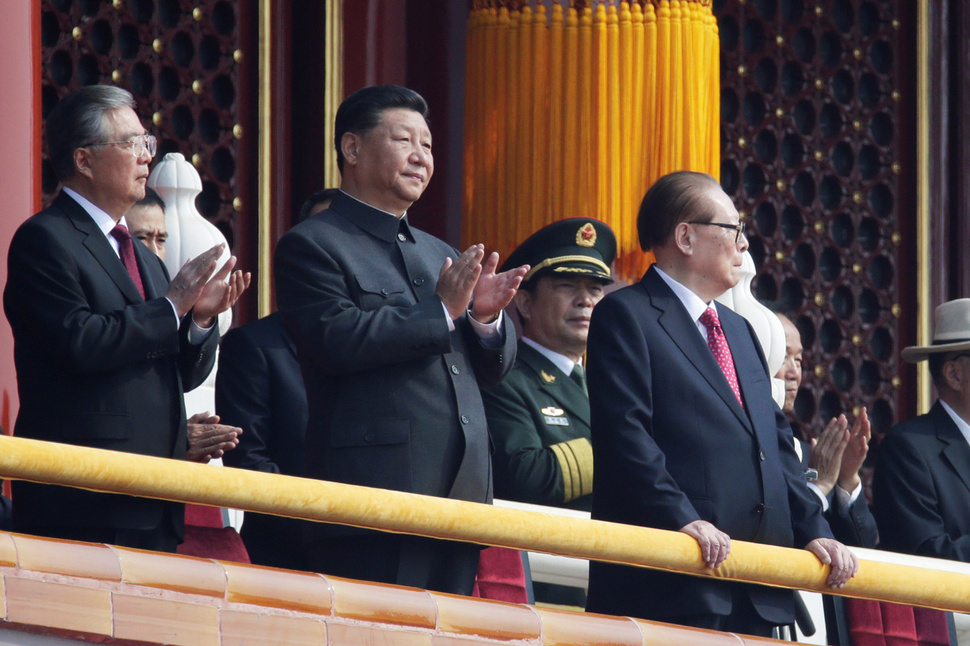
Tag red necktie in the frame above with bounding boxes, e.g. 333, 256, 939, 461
110, 224, 145, 299
699, 307, 744, 407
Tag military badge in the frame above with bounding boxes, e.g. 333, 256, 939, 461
540, 370, 557, 383
541, 406, 569, 426
576, 222, 597, 247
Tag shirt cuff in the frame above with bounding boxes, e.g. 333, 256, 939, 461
441, 302, 456, 332
807, 482, 830, 512
835, 481, 862, 509
467, 308, 504, 346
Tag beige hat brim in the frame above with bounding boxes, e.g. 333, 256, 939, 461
901, 339, 970, 363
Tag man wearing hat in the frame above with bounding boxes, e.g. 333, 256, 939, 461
482, 218, 616, 512
873, 298, 970, 562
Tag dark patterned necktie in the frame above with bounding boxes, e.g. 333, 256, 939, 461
111, 224, 145, 299
699, 306, 743, 407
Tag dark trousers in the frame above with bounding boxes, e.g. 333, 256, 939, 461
306, 532, 480, 595
678, 586, 778, 638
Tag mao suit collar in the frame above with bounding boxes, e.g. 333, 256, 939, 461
330, 190, 406, 244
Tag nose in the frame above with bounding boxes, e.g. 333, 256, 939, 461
737, 229, 749, 251
411, 146, 431, 166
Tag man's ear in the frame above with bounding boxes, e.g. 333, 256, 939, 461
942, 359, 966, 392
513, 288, 532, 321
73, 147, 95, 179
340, 132, 361, 167
672, 221, 694, 256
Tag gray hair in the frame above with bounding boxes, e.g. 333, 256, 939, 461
47, 85, 136, 181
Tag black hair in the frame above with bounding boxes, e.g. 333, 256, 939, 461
297, 188, 341, 224
134, 187, 166, 212
333, 85, 430, 173
636, 170, 722, 251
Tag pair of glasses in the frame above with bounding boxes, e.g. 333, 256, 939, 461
688, 220, 746, 244
84, 134, 157, 159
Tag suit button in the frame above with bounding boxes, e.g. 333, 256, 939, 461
364, 432, 374, 442
398, 233, 407, 242
460, 415, 470, 424
759, 450, 766, 461
451, 365, 460, 375
414, 278, 424, 286
380, 288, 388, 295
755, 503, 765, 514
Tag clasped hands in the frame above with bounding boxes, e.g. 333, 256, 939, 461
680, 519, 859, 589
165, 243, 252, 328
436, 244, 529, 323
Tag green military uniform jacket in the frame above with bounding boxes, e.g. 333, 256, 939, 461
483, 341, 593, 510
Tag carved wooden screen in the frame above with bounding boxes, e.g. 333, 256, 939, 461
714, 0, 916, 445
40, 0, 257, 308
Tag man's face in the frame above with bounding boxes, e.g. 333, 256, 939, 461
689, 187, 748, 296
517, 275, 606, 361
125, 203, 167, 261
775, 315, 803, 415
350, 108, 433, 214
82, 107, 151, 212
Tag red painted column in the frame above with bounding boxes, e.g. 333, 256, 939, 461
0, 3, 40, 438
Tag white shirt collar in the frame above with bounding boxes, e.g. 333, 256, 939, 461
939, 399, 970, 448
654, 265, 715, 338
522, 337, 577, 377
63, 187, 127, 257
339, 189, 408, 220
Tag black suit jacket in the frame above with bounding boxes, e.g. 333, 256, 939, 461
585, 267, 831, 625
274, 192, 515, 542
873, 401, 970, 562
482, 341, 593, 510
216, 312, 310, 569
795, 438, 878, 548
3, 192, 217, 536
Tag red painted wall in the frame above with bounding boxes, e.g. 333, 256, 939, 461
0, 3, 40, 438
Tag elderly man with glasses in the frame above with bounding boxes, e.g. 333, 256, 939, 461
874, 299, 970, 563
4, 85, 249, 552
584, 171, 857, 637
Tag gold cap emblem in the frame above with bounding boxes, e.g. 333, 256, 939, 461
576, 223, 597, 247
540, 370, 557, 383
541, 406, 565, 416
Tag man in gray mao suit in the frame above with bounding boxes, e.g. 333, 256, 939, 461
274, 85, 527, 594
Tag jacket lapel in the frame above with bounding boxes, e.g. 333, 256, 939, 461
518, 343, 590, 427
61, 193, 145, 303
644, 268, 753, 432
933, 402, 970, 496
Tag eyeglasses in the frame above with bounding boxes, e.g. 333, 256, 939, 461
688, 219, 746, 244
84, 134, 157, 159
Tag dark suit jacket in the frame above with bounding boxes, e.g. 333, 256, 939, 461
216, 312, 311, 569
873, 401, 970, 562
274, 192, 515, 543
482, 341, 593, 510
796, 438, 878, 548
585, 267, 831, 625
3, 191, 217, 537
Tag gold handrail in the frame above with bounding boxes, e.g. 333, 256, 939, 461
0, 434, 968, 613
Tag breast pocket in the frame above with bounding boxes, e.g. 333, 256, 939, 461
354, 274, 410, 311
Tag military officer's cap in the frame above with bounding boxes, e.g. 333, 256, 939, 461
502, 217, 617, 285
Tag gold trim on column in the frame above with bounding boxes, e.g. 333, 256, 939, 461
916, 0, 931, 413
325, 0, 343, 188
257, 0, 273, 317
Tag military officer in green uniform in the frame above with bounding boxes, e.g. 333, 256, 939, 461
483, 218, 616, 512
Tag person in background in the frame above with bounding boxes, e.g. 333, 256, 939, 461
274, 85, 526, 594
775, 312, 876, 548
584, 170, 856, 637
216, 188, 338, 570
125, 189, 242, 463
4, 85, 249, 552
873, 298, 970, 562
483, 217, 616, 512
